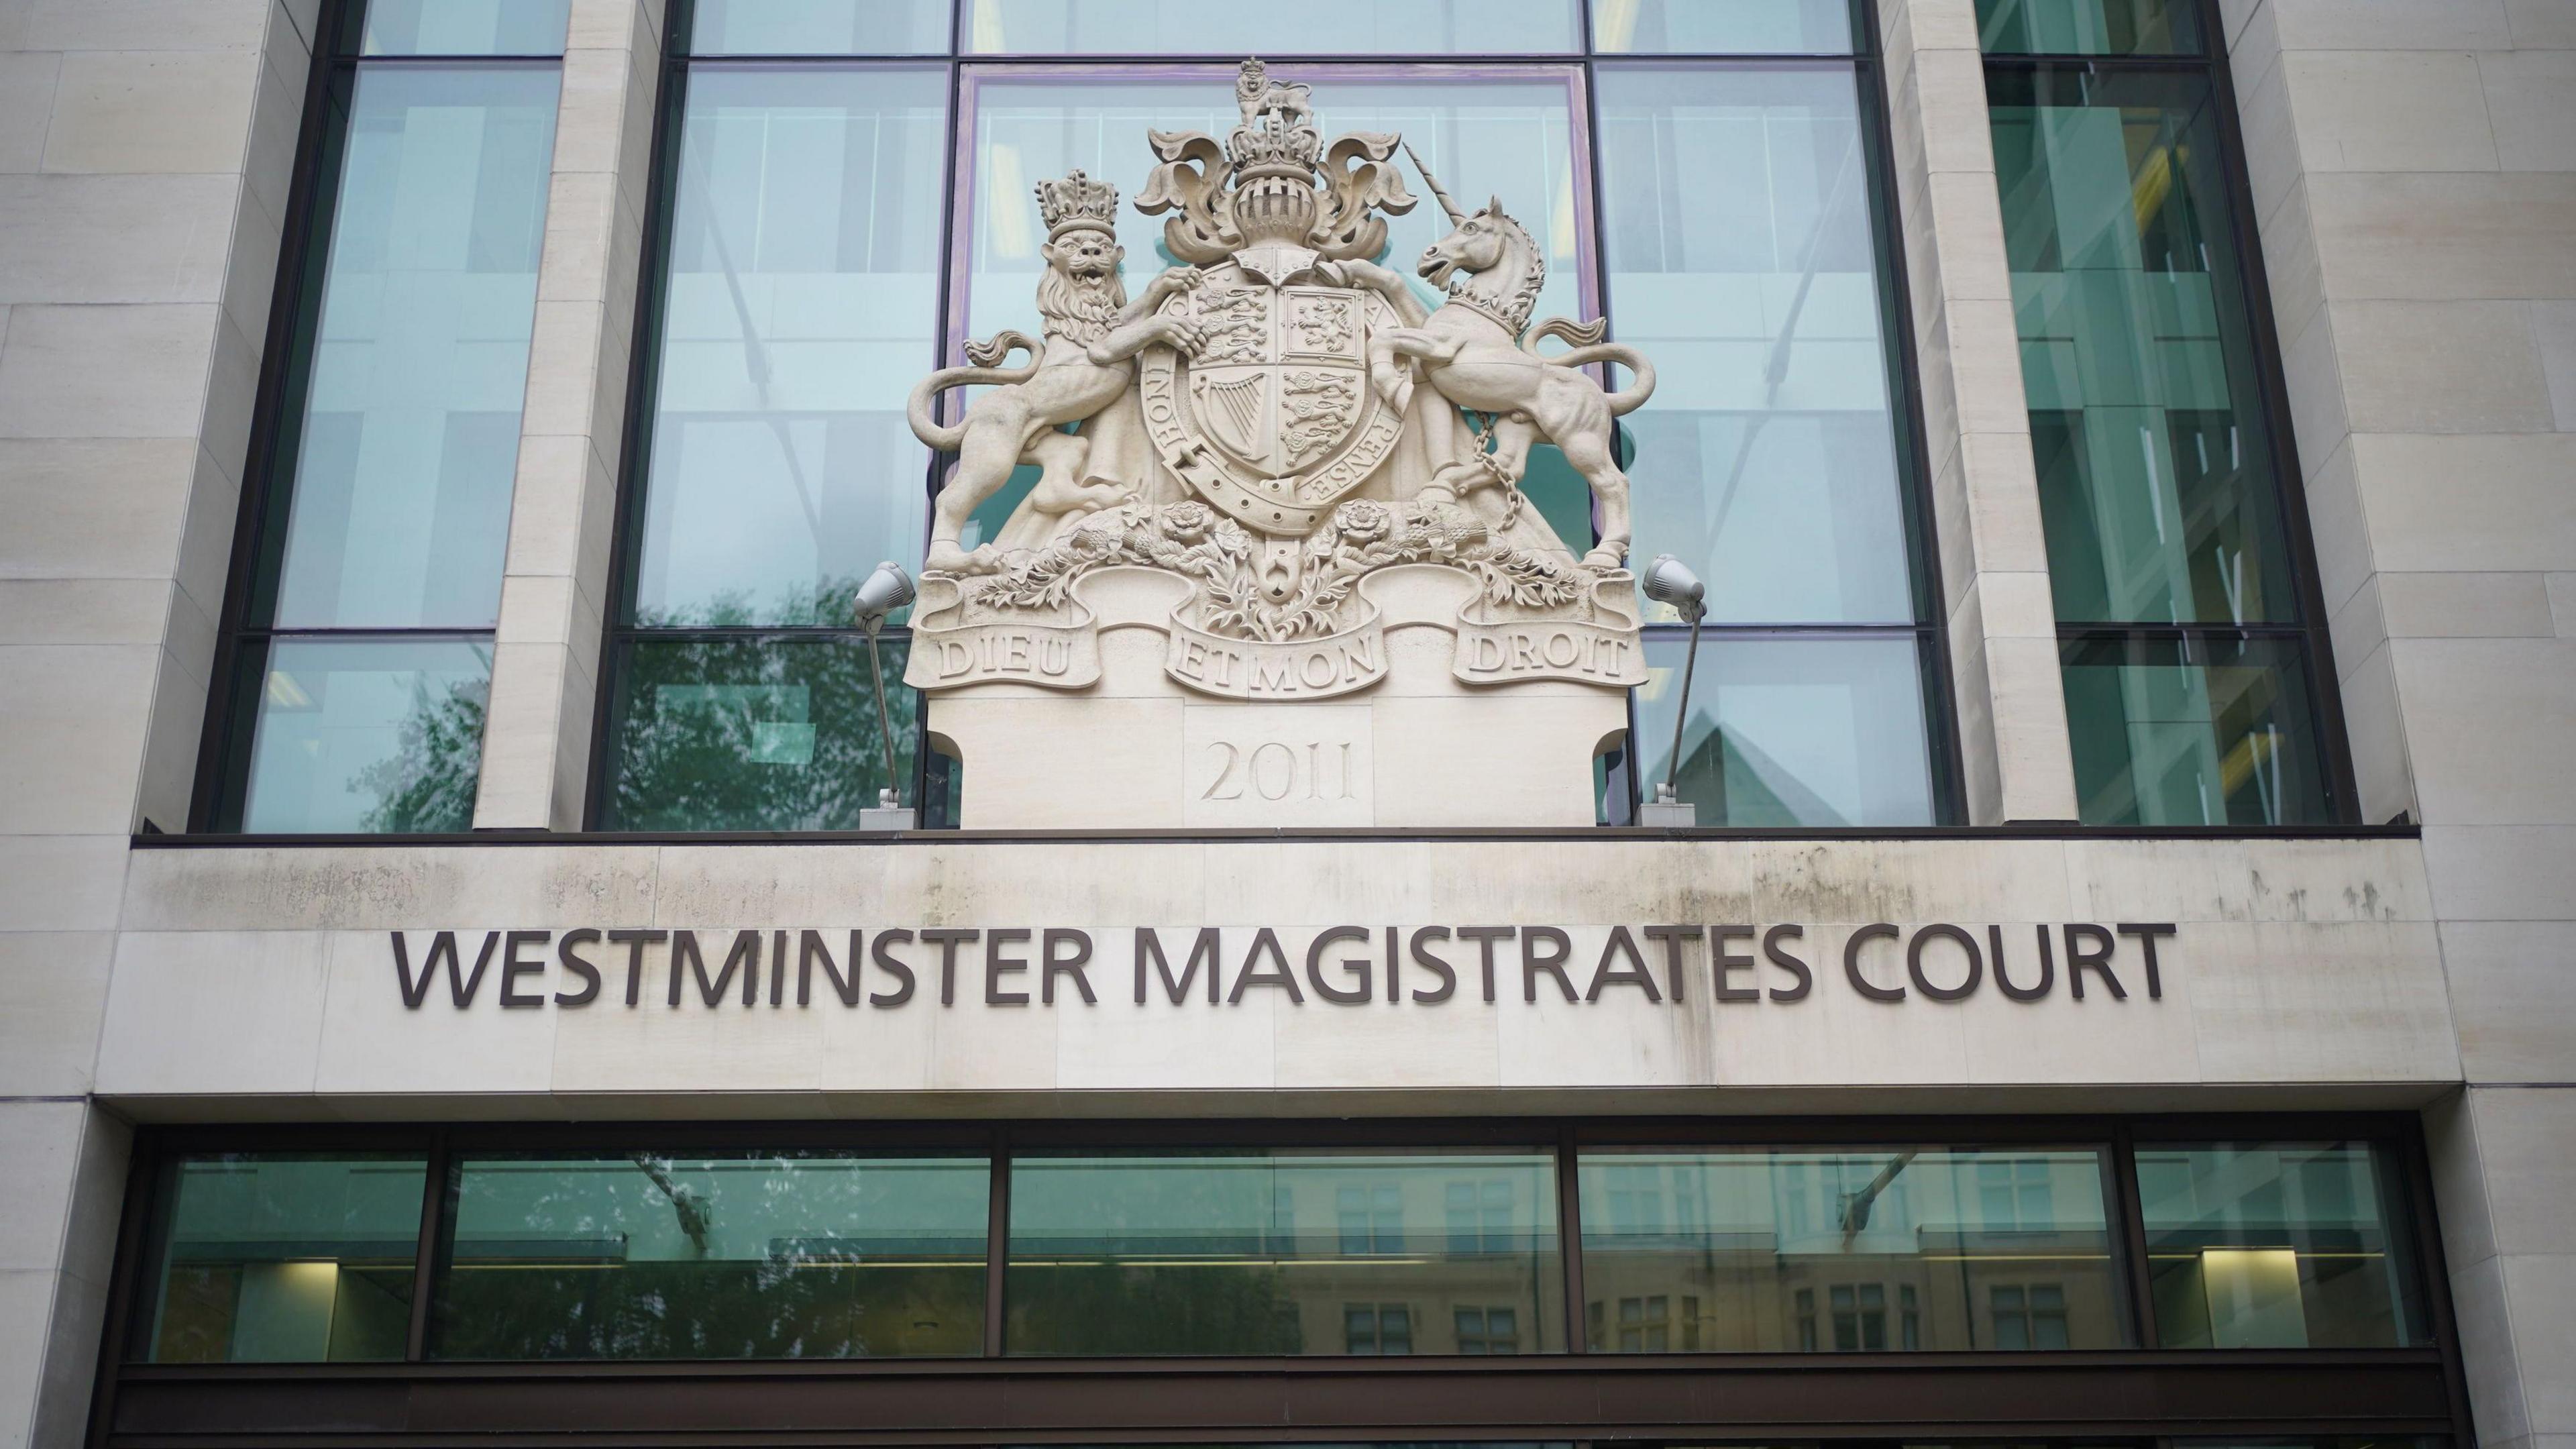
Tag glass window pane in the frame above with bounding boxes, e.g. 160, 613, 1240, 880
1593, 0, 1857, 54
964, 0, 1580, 54
237, 637, 492, 833
268, 66, 558, 630
2137, 1143, 2428, 1348
1636, 633, 1937, 826
139, 1153, 427, 1363
1989, 68, 2298, 627
1600, 65, 1915, 627
602, 635, 920, 830
2061, 632, 2329, 826
1008, 1150, 1564, 1354
1976, 0, 2203, 56
962, 68, 1582, 356
690, 0, 953, 54
358, 0, 572, 56
631, 66, 947, 625
433, 1153, 989, 1359
1578, 1148, 2122, 1351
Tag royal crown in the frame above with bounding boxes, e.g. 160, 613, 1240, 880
1035, 170, 1120, 239
1230, 123, 1323, 180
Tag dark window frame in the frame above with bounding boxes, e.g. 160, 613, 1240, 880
1594, 26, 1966, 826
586, 25, 966, 829
191, 0, 356, 833
85, 1111, 2471, 1446
1978, 0, 2361, 826
585, 0, 1966, 833
189, 0, 572, 833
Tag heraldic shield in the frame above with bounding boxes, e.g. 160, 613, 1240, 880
1137, 265, 1407, 538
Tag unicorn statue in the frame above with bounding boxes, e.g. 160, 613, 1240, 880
1328, 144, 1656, 570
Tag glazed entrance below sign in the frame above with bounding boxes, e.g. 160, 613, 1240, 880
900, 61, 1659, 828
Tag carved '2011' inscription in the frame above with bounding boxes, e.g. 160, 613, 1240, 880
1183, 704, 1373, 825
1201, 739, 1358, 802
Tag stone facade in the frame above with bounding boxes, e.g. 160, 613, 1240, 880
0, 2, 315, 1441
0, 1, 2569, 1446
2212, 1, 2576, 1441
92, 835, 2451, 1109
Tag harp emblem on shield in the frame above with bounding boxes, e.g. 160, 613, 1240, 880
1194, 371, 1269, 461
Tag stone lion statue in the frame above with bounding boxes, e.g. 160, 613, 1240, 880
906, 170, 1205, 576
1236, 56, 1313, 133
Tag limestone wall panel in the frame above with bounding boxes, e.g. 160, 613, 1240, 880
97, 837, 2457, 1108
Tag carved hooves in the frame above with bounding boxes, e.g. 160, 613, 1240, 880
1582, 543, 1629, 570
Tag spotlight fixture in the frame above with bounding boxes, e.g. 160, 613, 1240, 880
1640, 554, 1707, 827
853, 561, 918, 830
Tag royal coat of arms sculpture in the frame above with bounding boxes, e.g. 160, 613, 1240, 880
900, 61, 1661, 828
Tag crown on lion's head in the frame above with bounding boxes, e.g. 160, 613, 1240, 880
1035, 170, 1119, 239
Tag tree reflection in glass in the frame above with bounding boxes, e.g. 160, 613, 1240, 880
604, 632, 918, 832
432, 1152, 989, 1360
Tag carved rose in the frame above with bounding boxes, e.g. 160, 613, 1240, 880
1332, 499, 1393, 544
1158, 501, 1214, 542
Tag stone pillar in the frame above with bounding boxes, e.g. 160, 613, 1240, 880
1878, 0, 2081, 824
472, 0, 664, 830
2220, 0, 2576, 1440
0, 1104, 131, 1449
0, 0, 310, 1438
0, 0, 309, 838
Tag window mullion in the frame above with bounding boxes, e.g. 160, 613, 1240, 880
985, 1126, 1011, 1356
405, 1127, 451, 1361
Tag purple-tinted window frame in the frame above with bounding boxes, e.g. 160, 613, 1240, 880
940, 62, 1603, 394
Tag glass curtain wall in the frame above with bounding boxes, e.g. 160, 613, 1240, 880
125, 1128, 2434, 1364
1577, 1147, 2121, 1350
596, 0, 1947, 828
600, 49, 949, 830
1600, 60, 1939, 825
201, 1, 568, 832
1006, 1150, 1564, 1354
2135, 1141, 2429, 1349
429, 1152, 991, 1358
137, 1153, 429, 1363
1978, 0, 2343, 824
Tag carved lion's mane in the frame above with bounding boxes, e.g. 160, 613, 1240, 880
1037, 262, 1128, 347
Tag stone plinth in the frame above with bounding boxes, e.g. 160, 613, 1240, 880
919, 565, 1631, 829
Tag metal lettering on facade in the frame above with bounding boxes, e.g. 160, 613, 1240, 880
384, 923, 2176, 1012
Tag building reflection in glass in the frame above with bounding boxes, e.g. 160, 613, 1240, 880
1007, 1149, 1564, 1354
1578, 1147, 2124, 1350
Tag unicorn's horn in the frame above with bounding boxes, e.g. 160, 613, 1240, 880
1402, 142, 1467, 225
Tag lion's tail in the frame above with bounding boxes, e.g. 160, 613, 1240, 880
907, 331, 1043, 449
1523, 317, 1656, 417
